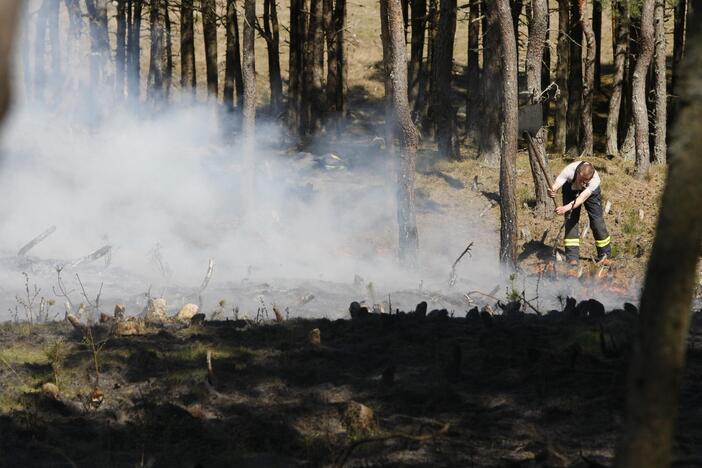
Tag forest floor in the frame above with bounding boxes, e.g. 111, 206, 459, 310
2, 305, 702, 467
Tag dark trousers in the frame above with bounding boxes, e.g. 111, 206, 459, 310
562, 184, 611, 262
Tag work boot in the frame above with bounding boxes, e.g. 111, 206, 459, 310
596, 254, 613, 267
566, 259, 581, 278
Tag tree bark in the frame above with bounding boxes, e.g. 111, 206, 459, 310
34, 1, 49, 100
632, 0, 654, 178
652, 0, 666, 164
288, 0, 305, 133
201, 0, 219, 100
525, 0, 551, 218
224, 0, 243, 111
566, 0, 582, 153
263, 0, 283, 116
180, 0, 196, 98
671, 0, 687, 101
243, 0, 256, 136
580, 0, 595, 157
164, 6, 172, 100
495, 0, 519, 269
0, 1, 19, 124
127, 0, 143, 101
335, 0, 348, 121
381, 0, 420, 267
479, 2, 502, 166
615, 10, 702, 467
116, 0, 127, 98
47, 0, 60, 94
606, 0, 628, 157
431, 0, 459, 159
147, 0, 165, 102
465, 0, 480, 145
417, 0, 437, 130
554, 0, 570, 154
408, 0, 427, 109
302, 0, 325, 135
593, 0, 602, 91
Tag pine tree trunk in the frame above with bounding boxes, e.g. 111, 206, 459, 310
86, 0, 111, 90
495, 0, 519, 269
615, 12, 702, 468
479, 3, 502, 166
147, 0, 164, 102
431, 0, 459, 159
116, 0, 127, 98
525, 0, 551, 218
580, 0, 595, 156
47, 0, 60, 94
0, 1, 19, 124
224, 0, 241, 111
671, 0, 687, 101
34, 1, 49, 99
335, 0, 347, 120
381, 0, 420, 267
554, 0, 570, 154
418, 0, 437, 131
243, 0, 256, 143
302, 0, 325, 135
465, 0, 480, 144
510, 0, 522, 65
263, 0, 283, 116
566, 0, 582, 153
408, 0, 427, 108
288, 0, 305, 133
593, 0, 602, 91
652, 0, 666, 164
127, 0, 142, 101
201, 0, 219, 100
606, 0, 628, 157
632, 0, 654, 178
164, 6, 172, 100
180, 0, 196, 98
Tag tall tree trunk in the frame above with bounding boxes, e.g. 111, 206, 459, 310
85, 0, 111, 90
116, 0, 127, 98
381, 0, 420, 267
408, 0, 427, 108
64, 0, 82, 38
263, 0, 283, 116
418, 0, 437, 131
147, 0, 164, 102
324, 0, 340, 131
479, 3, 502, 166
180, 0, 196, 98
288, 0, 304, 133
431, 0, 459, 159
593, 0, 602, 91
380, 0, 395, 155
510, 0, 522, 65
566, 0, 582, 153
47, 0, 60, 95
671, 0, 687, 102
465, 0, 480, 145
525, 0, 551, 218
0, 1, 19, 124
334, 0, 347, 121
164, 6, 172, 100
243, 0, 256, 146
224, 0, 242, 111
652, 0, 666, 164
615, 11, 702, 467
580, 0, 595, 156
302, 0, 325, 135
632, 0, 654, 179
606, 0, 628, 157
34, 1, 49, 100
201, 0, 219, 100
127, 0, 142, 102
495, 0, 519, 269
554, 0, 570, 154
541, 9, 551, 121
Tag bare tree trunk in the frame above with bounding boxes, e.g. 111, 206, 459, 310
671, 0, 688, 101
417, 0, 437, 130
566, 0, 582, 153
408, 0, 427, 108
510, 0, 522, 65
224, 0, 242, 111
431, 0, 459, 159
479, 3, 502, 166
34, 1, 49, 100
525, 0, 551, 218
201, 0, 219, 100
302, 0, 325, 135
606, 0, 628, 157
381, 0, 420, 267
495, 0, 519, 269
288, 0, 304, 133
380, 0, 395, 155
164, 6, 172, 100
127, 0, 142, 101
580, 0, 595, 156
85, 0, 111, 90
554, 0, 570, 154
47, 0, 60, 95
335, 0, 347, 121
243, 0, 256, 145
147, 0, 164, 102
116, 0, 127, 98
263, 0, 283, 116
632, 0, 654, 179
0, 1, 19, 124
615, 12, 702, 467
180, 0, 196, 98
64, 0, 82, 38
593, 0, 602, 91
652, 0, 666, 164
465, 0, 480, 145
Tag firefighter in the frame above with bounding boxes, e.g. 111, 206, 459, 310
547, 161, 611, 266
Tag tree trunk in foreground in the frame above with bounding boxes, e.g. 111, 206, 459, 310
479, 3, 502, 166
495, 0, 519, 269
615, 8, 702, 467
580, 0, 595, 157
382, 0, 420, 266
431, 0, 459, 159
632, 0, 654, 178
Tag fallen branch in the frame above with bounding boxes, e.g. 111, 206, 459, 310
71, 245, 112, 267
448, 242, 473, 288
17, 226, 56, 257
199, 259, 215, 295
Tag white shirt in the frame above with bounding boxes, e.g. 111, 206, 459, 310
554, 161, 601, 195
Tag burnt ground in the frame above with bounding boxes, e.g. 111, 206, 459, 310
1, 305, 702, 468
